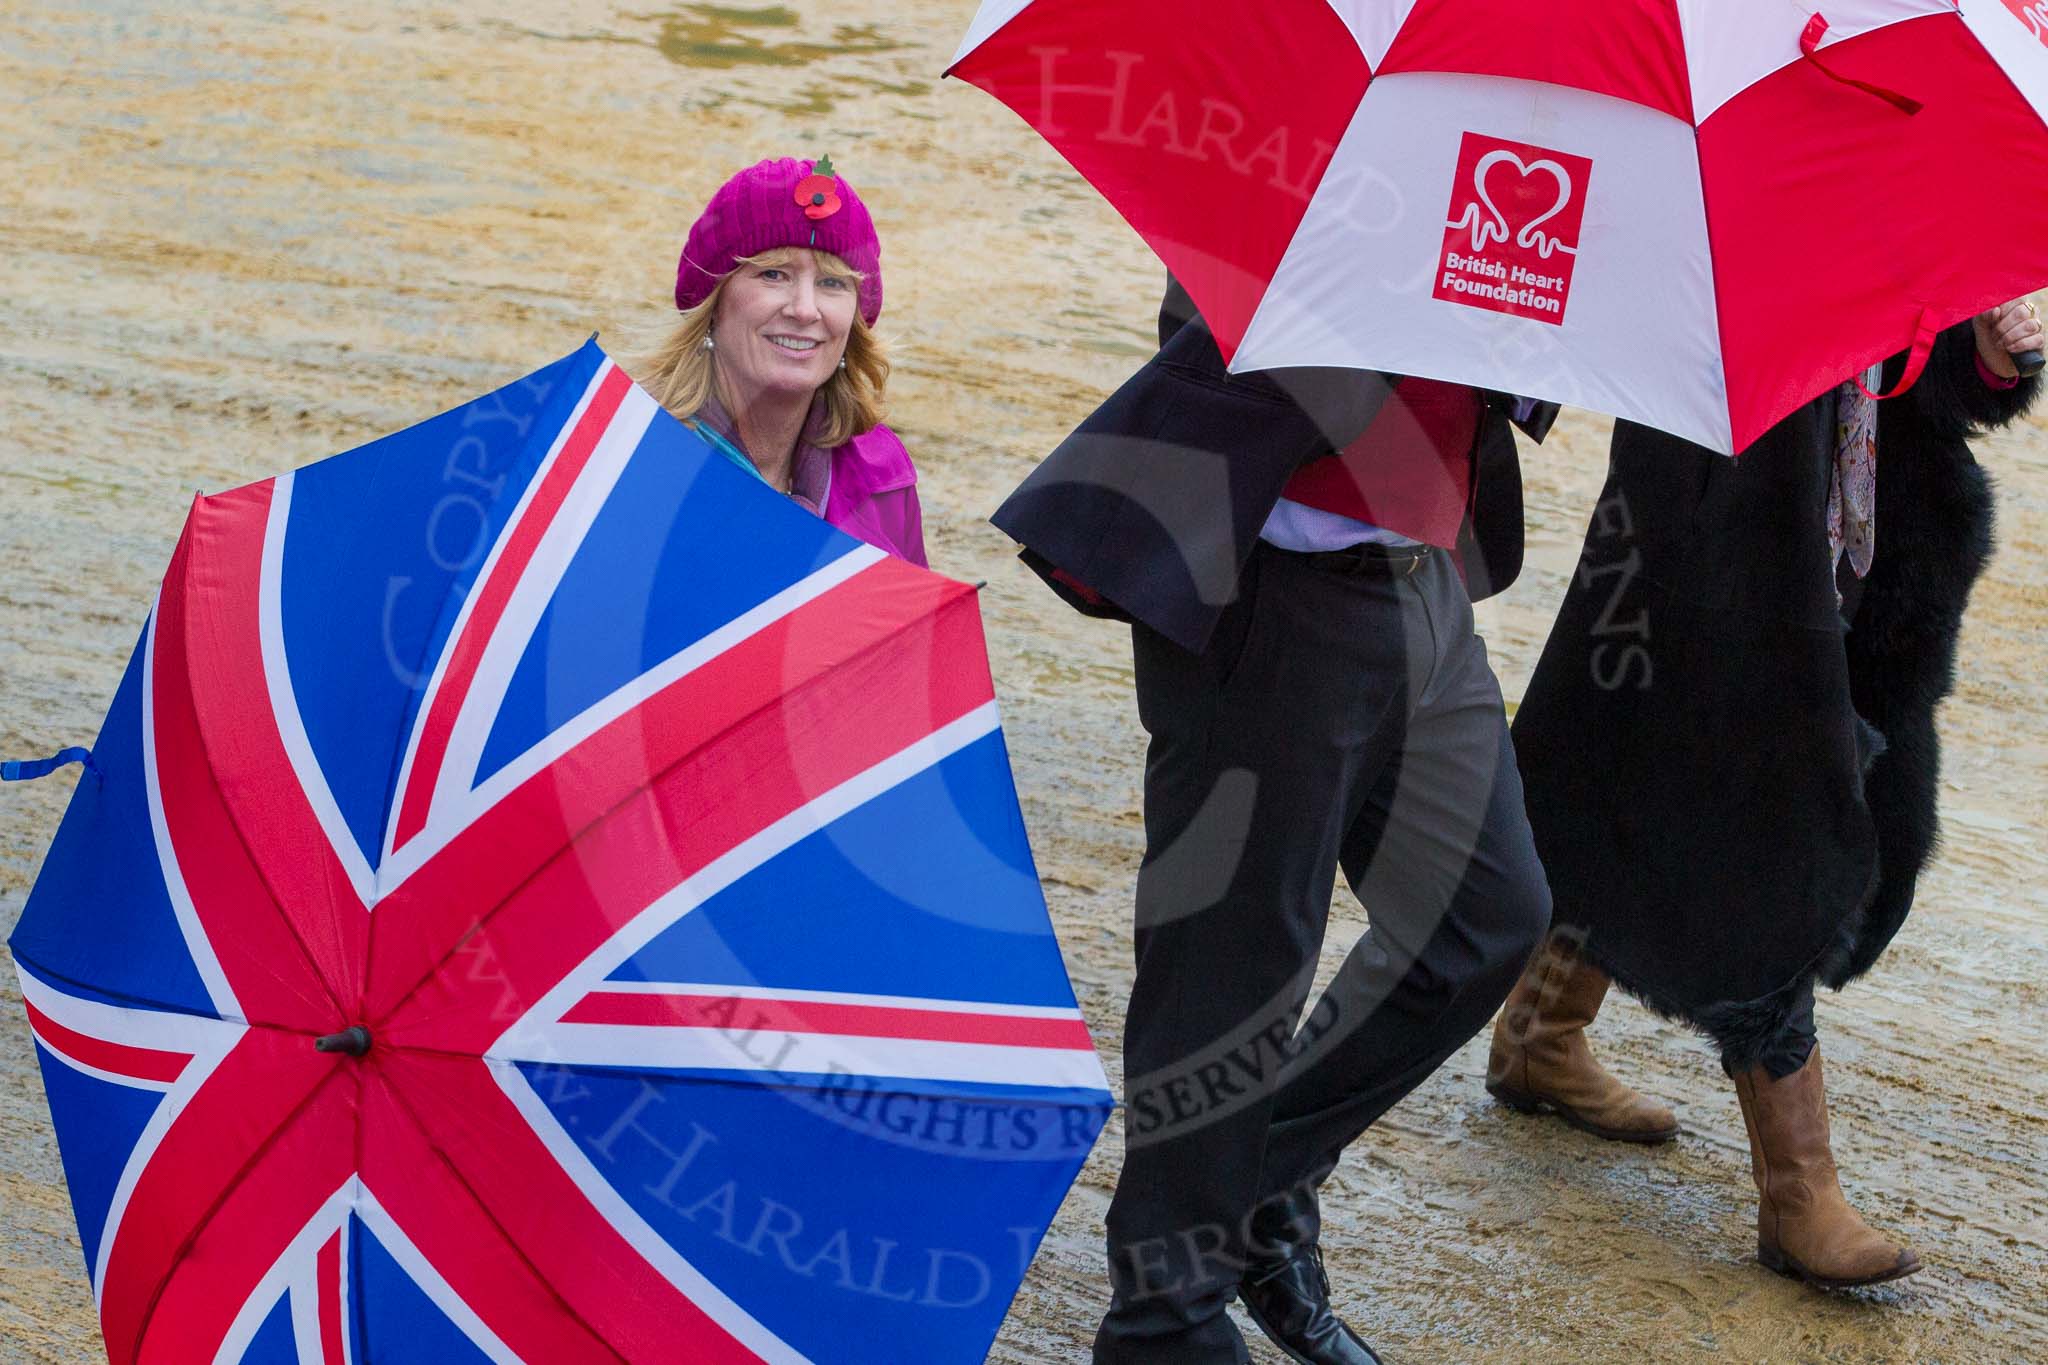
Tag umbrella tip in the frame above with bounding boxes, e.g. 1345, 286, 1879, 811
314, 1025, 373, 1057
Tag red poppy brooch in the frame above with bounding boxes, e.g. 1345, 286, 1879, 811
795, 155, 843, 222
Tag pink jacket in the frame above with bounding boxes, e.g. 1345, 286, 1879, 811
823, 424, 927, 568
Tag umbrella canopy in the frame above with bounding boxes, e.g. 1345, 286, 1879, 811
950, 1, 2048, 453
8, 340, 1111, 1364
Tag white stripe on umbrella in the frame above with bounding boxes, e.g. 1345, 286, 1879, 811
580, 980, 1090, 1018
489, 1063, 816, 1365
510, 1026, 1108, 1092
381, 360, 619, 878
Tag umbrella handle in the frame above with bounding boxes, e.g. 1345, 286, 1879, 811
2016, 350, 2045, 379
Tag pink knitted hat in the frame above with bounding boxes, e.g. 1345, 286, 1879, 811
674, 156, 884, 324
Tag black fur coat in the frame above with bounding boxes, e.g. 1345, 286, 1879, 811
1510, 325, 2035, 1060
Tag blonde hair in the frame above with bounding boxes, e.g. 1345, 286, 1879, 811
634, 247, 888, 449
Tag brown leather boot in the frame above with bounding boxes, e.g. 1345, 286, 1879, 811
1733, 1048, 1922, 1289
1486, 937, 1680, 1143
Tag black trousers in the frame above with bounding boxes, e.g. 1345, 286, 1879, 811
1095, 544, 1552, 1363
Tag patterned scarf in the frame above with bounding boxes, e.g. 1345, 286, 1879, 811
1827, 365, 1882, 590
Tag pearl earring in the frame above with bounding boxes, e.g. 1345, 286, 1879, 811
837, 357, 846, 371
704, 335, 715, 352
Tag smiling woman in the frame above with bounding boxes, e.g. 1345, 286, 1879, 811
631, 156, 926, 566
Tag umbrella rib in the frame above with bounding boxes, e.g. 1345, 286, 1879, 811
369, 586, 979, 1031
178, 756, 352, 1027
170, 598, 354, 1029
7, 951, 246, 1027
119, 1065, 356, 1364
372, 1072, 635, 1365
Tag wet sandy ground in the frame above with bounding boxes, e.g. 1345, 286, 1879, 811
2, 4, 2044, 1362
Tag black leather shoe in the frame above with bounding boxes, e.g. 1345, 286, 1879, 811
1238, 1241, 1382, 1365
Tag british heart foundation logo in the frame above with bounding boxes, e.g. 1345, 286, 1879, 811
2003, 0, 2048, 44
1435, 132, 1593, 326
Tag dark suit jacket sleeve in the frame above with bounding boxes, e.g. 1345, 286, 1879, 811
1157, 274, 1396, 454
992, 284, 1396, 652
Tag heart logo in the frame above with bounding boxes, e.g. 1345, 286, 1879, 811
1473, 151, 1578, 260
2004, 0, 2048, 44
1435, 132, 1593, 327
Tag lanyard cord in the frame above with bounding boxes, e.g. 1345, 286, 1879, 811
684, 418, 773, 487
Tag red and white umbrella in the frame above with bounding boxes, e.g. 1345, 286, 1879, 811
950, 1, 2048, 453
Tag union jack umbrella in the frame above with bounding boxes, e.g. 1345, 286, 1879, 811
950, 0, 2048, 453
7, 340, 1112, 1363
